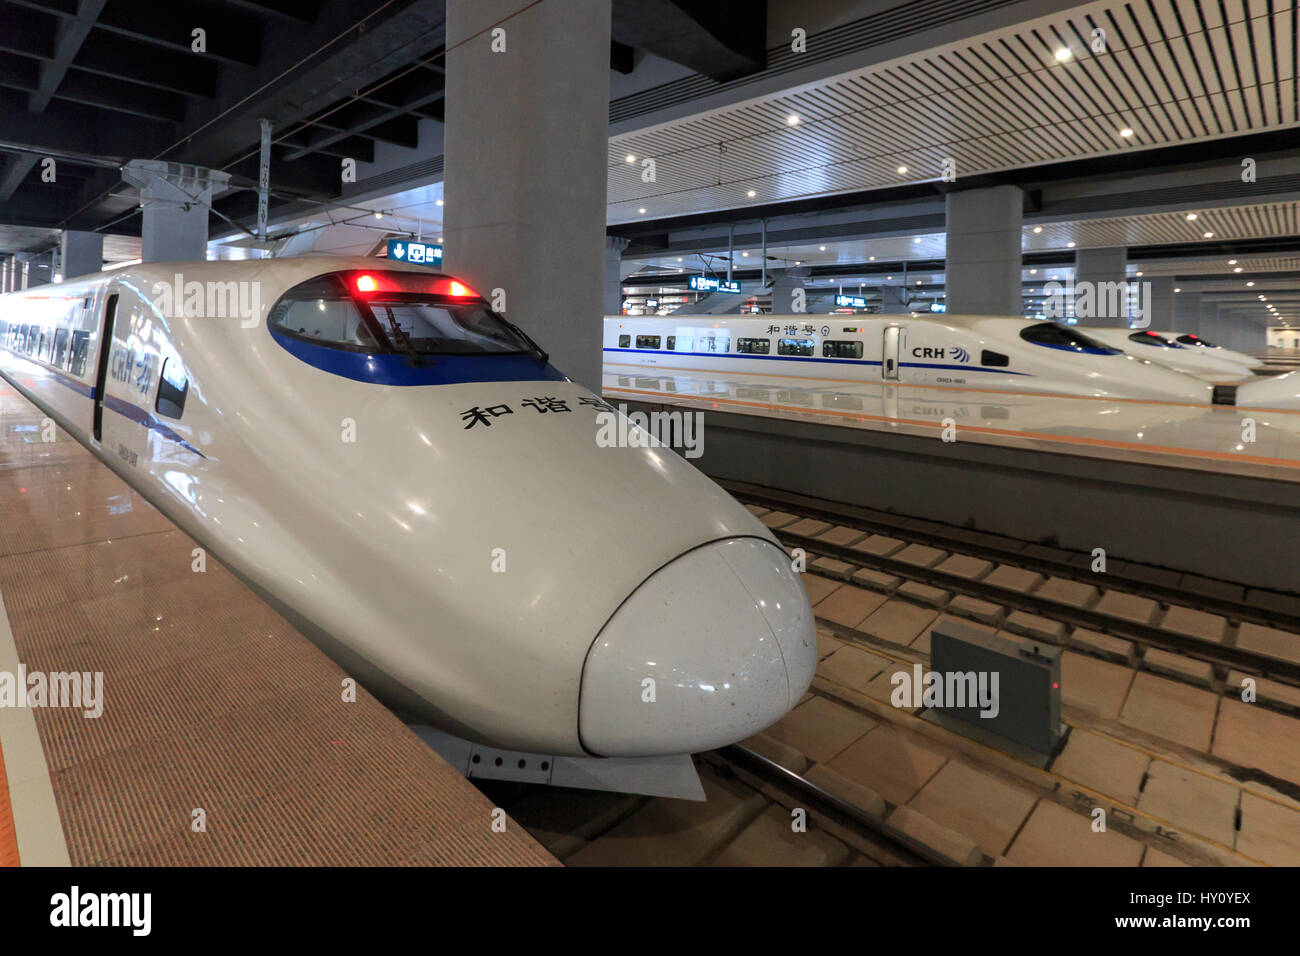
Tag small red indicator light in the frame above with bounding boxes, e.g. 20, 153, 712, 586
448, 281, 471, 297
356, 275, 377, 292
1053, 682, 1059, 689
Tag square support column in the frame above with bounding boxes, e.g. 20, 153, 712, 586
443, 0, 612, 390
1073, 247, 1127, 326
61, 229, 104, 279
944, 185, 1023, 316
122, 160, 230, 263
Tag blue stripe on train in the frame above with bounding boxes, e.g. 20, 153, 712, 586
270, 326, 566, 385
3, 353, 206, 458
602, 347, 1032, 375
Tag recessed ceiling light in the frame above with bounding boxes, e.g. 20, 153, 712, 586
1067, 241, 1076, 248
1234, 267, 1243, 272
1055, 48, 1072, 62
676, 257, 683, 261
896, 165, 908, 174
1174, 287, 1181, 292
741, 251, 749, 257
1203, 231, 1214, 238
819, 245, 826, 251
638, 208, 646, 214
1032, 226, 1043, 233
913, 237, 921, 243
625, 154, 636, 163
786, 114, 800, 125
374, 211, 383, 219
1136, 271, 1143, 276
436, 199, 444, 206
1119, 128, 1134, 137
869, 256, 875, 261
1247, 281, 1255, 286
887, 276, 892, 280
1030, 268, 1037, 274
747, 189, 756, 197
1185, 213, 1198, 221
1228, 259, 1237, 264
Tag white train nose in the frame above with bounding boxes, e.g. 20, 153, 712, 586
579, 537, 817, 757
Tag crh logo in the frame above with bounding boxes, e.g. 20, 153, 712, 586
912, 347, 946, 359
951, 346, 971, 363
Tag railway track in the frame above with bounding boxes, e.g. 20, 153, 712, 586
724, 480, 1300, 698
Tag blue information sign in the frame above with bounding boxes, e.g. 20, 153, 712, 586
688, 275, 741, 294
835, 294, 867, 308
387, 239, 444, 266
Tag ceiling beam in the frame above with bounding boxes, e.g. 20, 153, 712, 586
29, 0, 106, 112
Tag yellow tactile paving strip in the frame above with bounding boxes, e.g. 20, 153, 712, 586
0, 741, 18, 866
0, 382, 555, 866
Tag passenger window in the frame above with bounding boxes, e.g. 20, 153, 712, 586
53, 329, 71, 368
635, 334, 661, 349
823, 340, 863, 359
71, 331, 91, 377
736, 337, 770, 354
666, 336, 675, 350
699, 335, 730, 352
618, 334, 630, 348
156, 358, 189, 420
981, 349, 1009, 367
778, 337, 816, 356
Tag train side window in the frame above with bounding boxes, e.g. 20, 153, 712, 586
823, 340, 863, 359
666, 336, 675, 350
737, 337, 770, 354
618, 334, 630, 348
156, 358, 189, 420
699, 335, 730, 352
70, 331, 91, 377
53, 329, 71, 368
635, 334, 661, 349
778, 337, 816, 357
981, 349, 1009, 367
1019, 322, 1120, 354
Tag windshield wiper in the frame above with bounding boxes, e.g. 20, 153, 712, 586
502, 316, 548, 365
380, 306, 423, 366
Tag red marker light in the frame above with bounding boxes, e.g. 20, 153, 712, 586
356, 275, 377, 292
1053, 682, 1059, 689
448, 281, 471, 297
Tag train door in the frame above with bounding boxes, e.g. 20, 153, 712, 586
92, 294, 118, 443
882, 325, 902, 381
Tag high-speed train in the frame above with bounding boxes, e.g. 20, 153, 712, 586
0, 256, 816, 792
1152, 331, 1265, 372
1082, 328, 1256, 381
605, 314, 1221, 403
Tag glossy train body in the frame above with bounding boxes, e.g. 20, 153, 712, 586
0, 256, 816, 760
605, 314, 1217, 403
1083, 328, 1256, 382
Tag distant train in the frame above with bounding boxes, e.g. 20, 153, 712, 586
1152, 331, 1265, 372
1083, 328, 1258, 382
0, 256, 817, 797
605, 314, 1222, 403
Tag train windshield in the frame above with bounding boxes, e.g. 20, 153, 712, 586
1175, 333, 1218, 348
269, 272, 533, 355
1018, 323, 1121, 354
1127, 330, 1178, 348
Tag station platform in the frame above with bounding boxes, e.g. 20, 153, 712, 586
604, 363, 1300, 595
0, 382, 555, 867
604, 363, 1300, 483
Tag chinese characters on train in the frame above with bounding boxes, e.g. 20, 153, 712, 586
460, 395, 614, 429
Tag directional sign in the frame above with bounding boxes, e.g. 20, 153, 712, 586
835, 294, 867, 308
387, 239, 444, 267
688, 275, 741, 294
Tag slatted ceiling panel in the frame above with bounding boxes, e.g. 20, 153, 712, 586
611, 0, 1298, 223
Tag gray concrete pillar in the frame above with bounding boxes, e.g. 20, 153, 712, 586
1073, 246, 1128, 326
442, 0, 611, 390
604, 236, 629, 315
61, 229, 104, 279
1138, 276, 1173, 330
879, 284, 908, 314
0, 257, 9, 294
944, 185, 1023, 315
771, 269, 808, 314
121, 160, 230, 263
1170, 290, 1200, 334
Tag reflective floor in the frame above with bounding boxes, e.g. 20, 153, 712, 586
603, 363, 1300, 483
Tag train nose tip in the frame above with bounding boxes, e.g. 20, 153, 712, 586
579, 537, 817, 757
